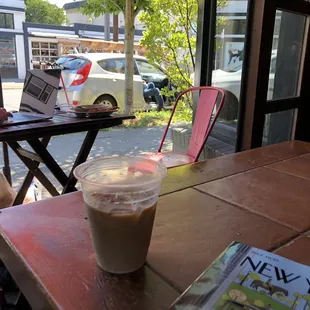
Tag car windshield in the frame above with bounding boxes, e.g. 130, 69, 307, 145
135, 59, 163, 75
56, 56, 89, 70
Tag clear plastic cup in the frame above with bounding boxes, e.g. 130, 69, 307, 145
74, 156, 167, 274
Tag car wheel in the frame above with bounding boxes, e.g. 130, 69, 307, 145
94, 95, 117, 107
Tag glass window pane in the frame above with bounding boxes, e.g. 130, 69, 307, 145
211, 1, 249, 153
5, 14, 13, 29
99, 59, 125, 74
32, 42, 39, 48
263, 110, 296, 146
0, 36, 16, 68
268, 11, 306, 101
0, 14, 5, 27
50, 43, 57, 49
136, 60, 163, 75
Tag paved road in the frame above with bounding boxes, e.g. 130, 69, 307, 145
1, 89, 172, 195
0, 127, 172, 194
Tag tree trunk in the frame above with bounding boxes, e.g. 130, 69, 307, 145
124, 0, 135, 114
239, 272, 250, 286
113, 14, 118, 42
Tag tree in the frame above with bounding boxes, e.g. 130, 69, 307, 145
25, 0, 67, 25
302, 294, 310, 310
83, 0, 150, 114
237, 273, 248, 286
292, 293, 303, 309
139, 0, 227, 93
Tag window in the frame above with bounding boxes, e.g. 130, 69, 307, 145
0, 35, 16, 68
98, 58, 140, 75
0, 13, 14, 29
223, 19, 247, 35
135, 60, 163, 75
31, 41, 59, 68
56, 57, 89, 71
98, 59, 125, 73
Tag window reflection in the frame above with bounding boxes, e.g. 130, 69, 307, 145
0, 36, 16, 68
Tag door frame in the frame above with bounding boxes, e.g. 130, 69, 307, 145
236, 0, 310, 150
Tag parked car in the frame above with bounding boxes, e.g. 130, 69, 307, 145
212, 52, 277, 101
56, 53, 168, 110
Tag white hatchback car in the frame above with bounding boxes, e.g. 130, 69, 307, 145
56, 53, 167, 110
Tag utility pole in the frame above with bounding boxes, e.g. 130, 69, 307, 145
104, 13, 110, 41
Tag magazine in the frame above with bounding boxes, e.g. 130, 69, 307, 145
170, 242, 310, 310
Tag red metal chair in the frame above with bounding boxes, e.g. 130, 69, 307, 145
141, 86, 226, 168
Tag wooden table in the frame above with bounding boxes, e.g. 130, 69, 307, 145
0, 140, 310, 309
0, 112, 134, 205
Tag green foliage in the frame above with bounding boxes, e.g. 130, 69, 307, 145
25, 0, 67, 25
82, 0, 150, 19
122, 105, 192, 128
237, 274, 246, 282
249, 273, 260, 281
139, 0, 228, 93
214, 282, 292, 310
254, 300, 265, 307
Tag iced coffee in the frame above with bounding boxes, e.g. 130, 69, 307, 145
74, 157, 167, 274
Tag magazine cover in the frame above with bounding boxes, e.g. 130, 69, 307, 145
170, 242, 310, 310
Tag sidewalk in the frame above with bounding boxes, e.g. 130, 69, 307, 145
2, 80, 24, 90
0, 126, 172, 197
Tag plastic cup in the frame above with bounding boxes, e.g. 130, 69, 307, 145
74, 156, 167, 274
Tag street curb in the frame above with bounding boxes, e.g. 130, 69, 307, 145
2, 83, 24, 90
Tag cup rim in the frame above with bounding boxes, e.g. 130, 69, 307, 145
73, 156, 167, 188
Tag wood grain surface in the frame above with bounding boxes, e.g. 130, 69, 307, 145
196, 167, 310, 232
0, 114, 134, 141
0, 141, 309, 309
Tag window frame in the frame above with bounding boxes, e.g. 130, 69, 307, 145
135, 59, 164, 76
0, 13, 14, 29
98, 58, 140, 75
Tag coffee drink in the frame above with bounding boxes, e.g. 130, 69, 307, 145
74, 156, 167, 274
86, 193, 157, 273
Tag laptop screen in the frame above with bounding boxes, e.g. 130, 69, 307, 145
20, 69, 61, 116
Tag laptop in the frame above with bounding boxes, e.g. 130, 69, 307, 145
3, 69, 61, 126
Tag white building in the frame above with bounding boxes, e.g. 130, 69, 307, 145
216, 0, 248, 69
64, 1, 145, 33
0, 0, 26, 79
0, 0, 248, 80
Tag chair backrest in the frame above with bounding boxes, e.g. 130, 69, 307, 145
158, 86, 225, 162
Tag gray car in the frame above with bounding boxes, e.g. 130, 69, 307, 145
56, 53, 167, 110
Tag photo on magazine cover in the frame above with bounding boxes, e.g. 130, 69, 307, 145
212, 251, 309, 310
170, 243, 310, 310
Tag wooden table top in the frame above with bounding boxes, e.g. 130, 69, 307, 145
0, 113, 135, 141
0, 140, 309, 309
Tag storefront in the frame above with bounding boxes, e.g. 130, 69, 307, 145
23, 23, 145, 72
0, 1, 26, 79
0, 34, 17, 78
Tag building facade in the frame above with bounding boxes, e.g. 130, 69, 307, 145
0, 0, 26, 79
0, 0, 248, 80
63, 1, 145, 33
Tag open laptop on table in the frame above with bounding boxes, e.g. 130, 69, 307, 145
3, 69, 61, 126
